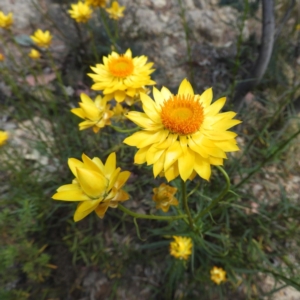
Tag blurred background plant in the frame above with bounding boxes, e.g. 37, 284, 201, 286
0, 0, 300, 299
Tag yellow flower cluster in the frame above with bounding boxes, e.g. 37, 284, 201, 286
52, 152, 130, 221
89, 49, 155, 104
106, 1, 125, 20
30, 29, 52, 49
210, 266, 226, 285
170, 236, 192, 260
124, 79, 241, 182
85, 0, 107, 7
71, 93, 114, 133
28, 49, 41, 59
152, 183, 178, 212
0, 130, 9, 146
0, 11, 13, 29
68, 1, 93, 23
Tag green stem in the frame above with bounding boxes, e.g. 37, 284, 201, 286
195, 166, 230, 222
110, 125, 139, 133
99, 8, 117, 50
181, 179, 195, 229
177, 0, 194, 84
117, 204, 186, 221
86, 23, 99, 61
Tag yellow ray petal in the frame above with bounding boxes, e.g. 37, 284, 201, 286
178, 78, 194, 96
76, 168, 107, 198
52, 190, 90, 201
178, 147, 195, 181
164, 141, 182, 171
200, 88, 213, 107
104, 152, 117, 178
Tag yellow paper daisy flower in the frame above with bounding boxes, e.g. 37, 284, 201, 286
88, 49, 155, 103
71, 93, 114, 133
170, 236, 192, 260
30, 29, 52, 49
68, 1, 93, 23
0, 53, 4, 61
0, 130, 9, 146
0, 11, 13, 29
85, 0, 107, 7
28, 49, 41, 59
105, 1, 125, 20
152, 183, 178, 212
123, 79, 241, 182
52, 152, 131, 222
210, 266, 226, 285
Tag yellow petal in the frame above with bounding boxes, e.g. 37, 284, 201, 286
107, 168, 121, 191
178, 78, 194, 96
94, 202, 110, 219
214, 140, 240, 152
161, 86, 172, 100
153, 152, 166, 177
74, 200, 100, 221
164, 141, 182, 171
200, 88, 213, 107
80, 93, 94, 105
79, 102, 100, 120
205, 97, 226, 116
71, 108, 85, 119
164, 162, 179, 182
92, 157, 105, 172
82, 153, 103, 173
134, 146, 149, 164
104, 152, 116, 178
56, 183, 79, 192
152, 87, 165, 106
52, 189, 90, 201
76, 168, 107, 198
178, 147, 195, 181
140, 93, 161, 123
115, 90, 126, 102
68, 158, 85, 178
114, 171, 131, 189
194, 156, 211, 180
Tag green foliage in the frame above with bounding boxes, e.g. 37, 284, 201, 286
0, 0, 300, 299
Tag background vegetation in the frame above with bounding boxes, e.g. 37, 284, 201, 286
0, 0, 300, 299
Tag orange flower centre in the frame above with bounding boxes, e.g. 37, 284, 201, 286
108, 56, 134, 78
161, 95, 204, 135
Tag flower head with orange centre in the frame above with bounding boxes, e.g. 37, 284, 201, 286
123, 79, 241, 182
28, 49, 41, 59
85, 0, 107, 7
0, 11, 13, 29
71, 93, 114, 133
88, 49, 155, 103
52, 152, 131, 221
210, 266, 226, 285
105, 1, 125, 20
68, 1, 93, 23
0, 130, 9, 146
0, 53, 4, 61
152, 183, 178, 212
170, 236, 192, 260
30, 29, 52, 49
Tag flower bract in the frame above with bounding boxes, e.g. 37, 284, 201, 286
28, 49, 41, 59
210, 266, 226, 285
52, 152, 131, 222
68, 1, 93, 23
170, 236, 192, 260
105, 1, 125, 20
71, 93, 114, 133
152, 183, 178, 212
88, 49, 155, 103
123, 79, 241, 182
0, 11, 13, 29
0, 130, 9, 146
85, 0, 107, 7
30, 29, 52, 49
